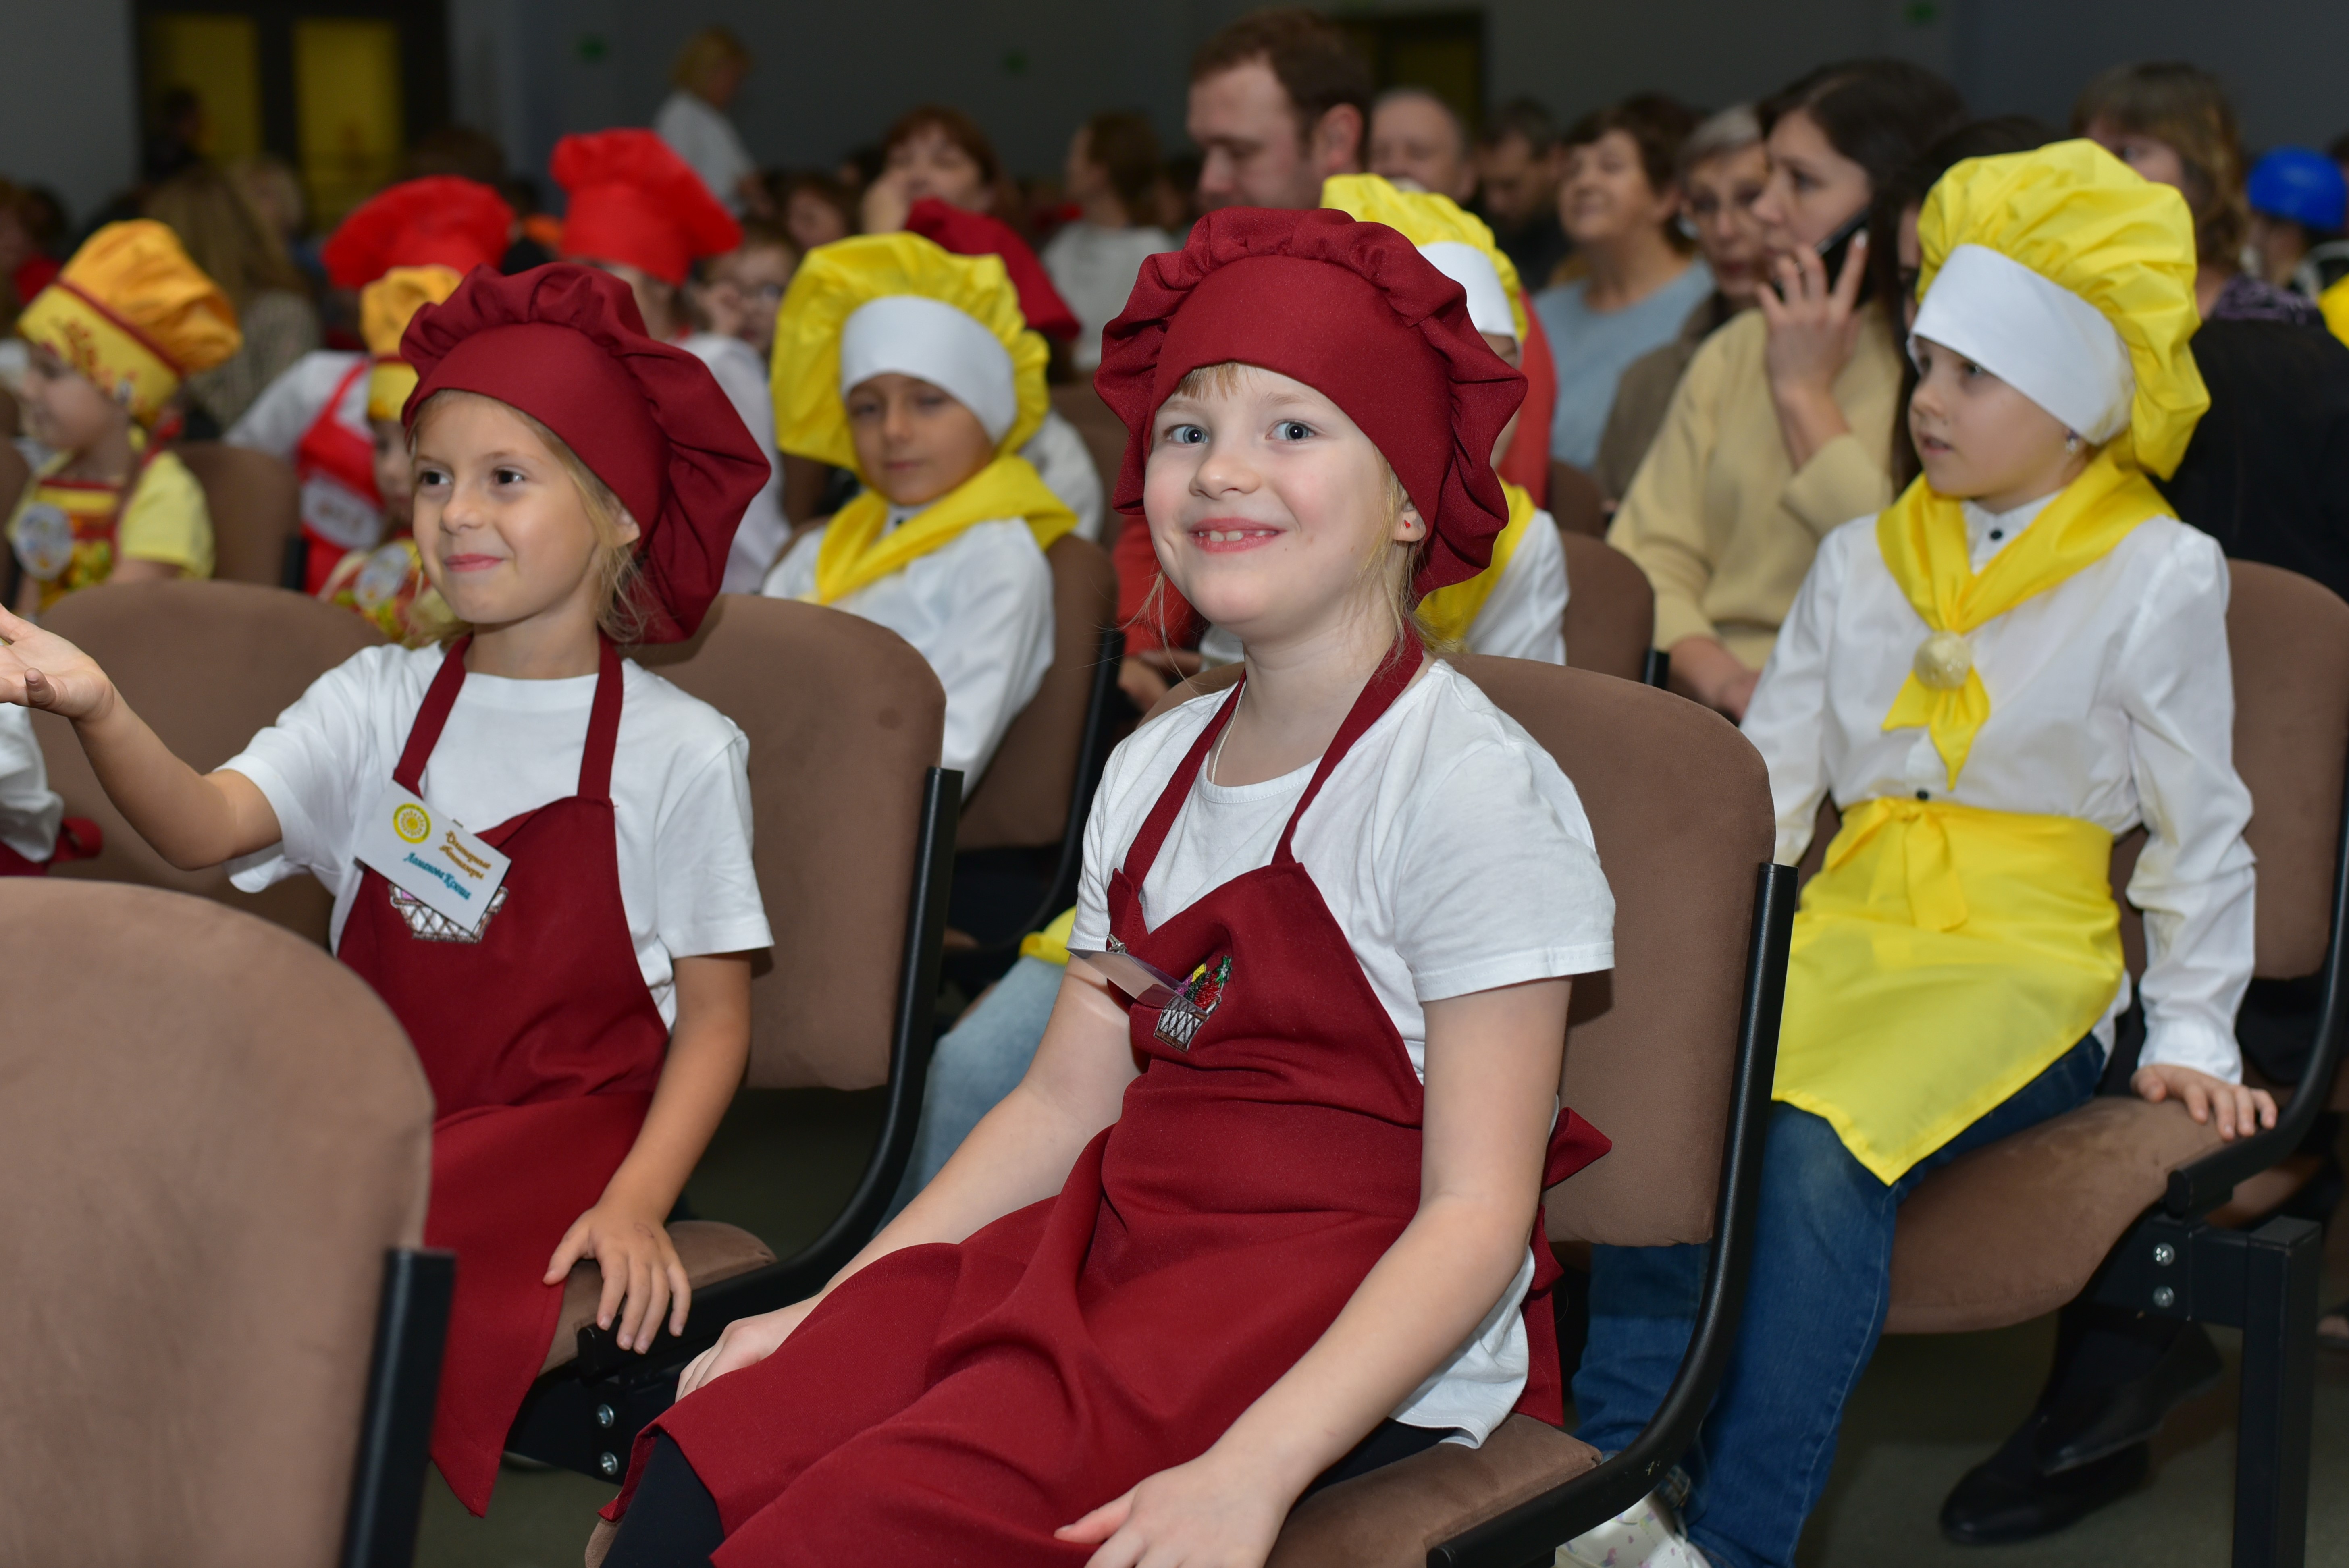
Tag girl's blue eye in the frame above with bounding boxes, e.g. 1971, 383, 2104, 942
1274, 420, 1312, 441
1164, 424, 1206, 445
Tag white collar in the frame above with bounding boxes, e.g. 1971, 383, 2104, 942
1959, 490, 2060, 559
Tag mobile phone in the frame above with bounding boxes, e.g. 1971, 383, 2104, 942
1813, 209, 1876, 304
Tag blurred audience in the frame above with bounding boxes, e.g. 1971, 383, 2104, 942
657, 26, 771, 218
1368, 86, 1478, 201
693, 219, 798, 360
143, 164, 320, 430
774, 170, 857, 253
2244, 147, 2348, 298
1043, 112, 1175, 373
1475, 98, 1572, 289
861, 105, 1023, 235
1187, 7, 1369, 210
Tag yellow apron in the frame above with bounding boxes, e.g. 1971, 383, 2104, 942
1773, 456, 2168, 1182
811, 453, 1075, 606
1418, 479, 1536, 647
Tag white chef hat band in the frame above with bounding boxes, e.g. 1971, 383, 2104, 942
839, 294, 1019, 443
1417, 241, 1517, 342
1910, 243, 2134, 444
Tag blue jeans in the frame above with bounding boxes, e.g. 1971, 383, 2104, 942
1574, 1036, 2104, 1568
882, 955, 1064, 1222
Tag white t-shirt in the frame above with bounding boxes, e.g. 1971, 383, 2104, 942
1021, 409, 1106, 543
1071, 658, 1615, 1442
762, 510, 1054, 791
654, 91, 757, 215
1199, 513, 1569, 668
680, 333, 791, 592
223, 644, 773, 1024
0, 704, 62, 863
1041, 221, 1176, 372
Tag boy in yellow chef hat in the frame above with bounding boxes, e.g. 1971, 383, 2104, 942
1572, 141, 2267, 1568
8, 221, 239, 614
309, 266, 461, 645
759, 231, 1072, 789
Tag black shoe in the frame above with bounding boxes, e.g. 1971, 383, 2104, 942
1940, 1422, 2150, 1545
2033, 1320, 2222, 1473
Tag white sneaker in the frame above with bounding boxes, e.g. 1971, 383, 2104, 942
1558, 1489, 1710, 1568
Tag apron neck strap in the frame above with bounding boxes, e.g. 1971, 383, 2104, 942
391, 635, 625, 802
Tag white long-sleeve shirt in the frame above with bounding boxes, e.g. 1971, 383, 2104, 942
654, 91, 757, 215
679, 334, 791, 594
761, 509, 1053, 791
1743, 493, 2255, 1083
1020, 409, 1105, 543
0, 704, 62, 864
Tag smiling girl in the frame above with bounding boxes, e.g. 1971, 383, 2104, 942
591, 206, 1615, 1568
0, 265, 775, 1516
1577, 141, 2266, 1568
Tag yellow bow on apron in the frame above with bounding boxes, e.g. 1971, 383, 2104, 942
810, 453, 1075, 606
1774, 454, 2169, 1183
1417, 479, 1536, 647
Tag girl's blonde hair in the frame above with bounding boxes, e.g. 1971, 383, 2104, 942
671, 27, 752, 97
412, 390, 650, 644
1131, 361, 1439, 658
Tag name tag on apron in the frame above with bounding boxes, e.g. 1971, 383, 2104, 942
300, 472, 386, 551
355, 781, 511, 933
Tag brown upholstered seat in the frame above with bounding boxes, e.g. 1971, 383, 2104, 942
1549, 459, 1606, 538
1269, 1416, 1602, 1568
0, 432, 27, 515
0, 383, 20, 439
531, 594, 948, 1383
958, 532, 1118, 851
1558, 531, 1655, 684
1049, 382, 1134, 547
1883, 560, 2349, 1333
33, 579, 383, 943
171, 441, 302, 587
0, 878, 432, 1568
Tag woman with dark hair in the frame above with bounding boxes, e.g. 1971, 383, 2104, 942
1533, 93, 1712, 475
1043, 112, 1176, 372
1605, 60, 1963, 718
861, 104, 1023, 237
2074, 62, 2324, 328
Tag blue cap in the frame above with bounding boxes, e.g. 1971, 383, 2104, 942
2247, 147, 2347, 233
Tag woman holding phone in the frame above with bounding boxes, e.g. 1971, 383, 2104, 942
1605, 60, 1963, 719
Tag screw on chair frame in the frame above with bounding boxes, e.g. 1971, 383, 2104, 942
1432, 862, 1796, 1568
502, 765, 960, 1481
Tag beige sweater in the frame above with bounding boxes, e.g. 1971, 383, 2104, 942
1605, 306, 1903, 669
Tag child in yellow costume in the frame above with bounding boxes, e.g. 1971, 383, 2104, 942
8, 222, 239, 615
759, 232, 1071, 789
1570, 142, 2270, 1568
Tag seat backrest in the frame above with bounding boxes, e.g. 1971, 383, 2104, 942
632, 594, 947, 1089
1050, 382, 1133, 548
959, 533, 1118, 851
171, 441, 301, 586
34, 579, 383, 942
1559, 530, 1655, 683
0, 384, 19, 438
1549, 459, 1606, 539
0, 434, 28, 519
0, 878, 431, 1568
1150, 657, 1774, 1246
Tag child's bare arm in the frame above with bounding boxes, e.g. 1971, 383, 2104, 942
0, 604, 279, 867
543, 951, 753, 1354
1059, 976, 1572, 1567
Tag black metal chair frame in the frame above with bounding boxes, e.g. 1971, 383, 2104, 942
342, 1247, 456, 1568
503, 765, 960, 1481
1435, 862, 1796, 1567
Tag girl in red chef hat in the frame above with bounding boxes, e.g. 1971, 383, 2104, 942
593, 207, 1618, 1568
0, 264, 776, 1517
226, 174, 513, 593
555, 128, 790, 590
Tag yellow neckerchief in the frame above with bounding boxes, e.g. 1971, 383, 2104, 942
810, 452, 1075, 606
1877, 448, 2169, 787
1417, 480, 1536, 646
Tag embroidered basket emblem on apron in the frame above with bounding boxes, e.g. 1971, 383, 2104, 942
1154, 955, 1231, 1051
389, 881, 511, 943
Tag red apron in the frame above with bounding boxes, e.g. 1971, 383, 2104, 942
610, 645, 1608, 1563
338, 637, 669, 1515
292, 359, 384, 594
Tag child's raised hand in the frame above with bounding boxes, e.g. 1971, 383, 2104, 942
2132, 1062, 2279, 1142
543, 1200, 692, 1354
1056, 1449, 1290, 1568
0, 605, 115, 722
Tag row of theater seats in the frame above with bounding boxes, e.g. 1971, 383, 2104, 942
4, 421, 2345, 1567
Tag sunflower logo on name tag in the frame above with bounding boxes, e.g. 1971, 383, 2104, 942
1154, 955, 1232, 1051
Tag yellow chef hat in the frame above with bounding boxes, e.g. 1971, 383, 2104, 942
1914, 139, 2207, 479
1321, 174, 1528, 344
17, 220, 242, 425
360, 264, 466, 421
769, 231, 1049, 471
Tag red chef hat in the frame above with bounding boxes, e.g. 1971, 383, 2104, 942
553, 129, 742, 287
1095, 206, 1524, 596
400, 264, 771, 643
321, 177, 515, 289
904, 197, 1080, 341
